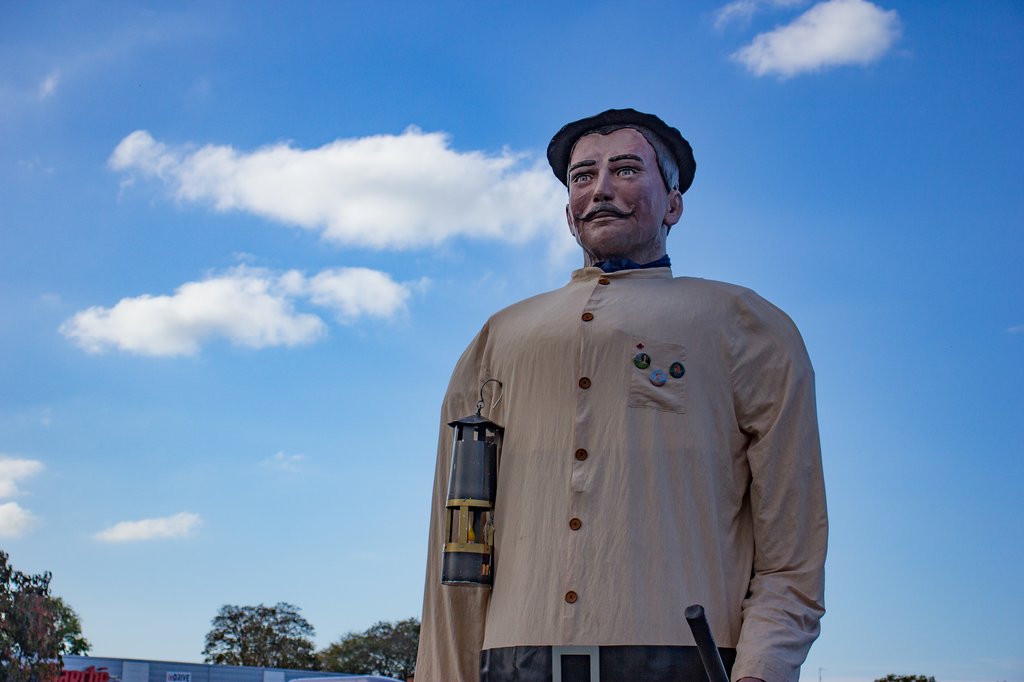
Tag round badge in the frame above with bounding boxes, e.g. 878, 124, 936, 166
649, 369, 667, 386
633, 352, 651, 370
669, 361, 685, 378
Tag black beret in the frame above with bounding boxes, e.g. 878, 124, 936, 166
546, 108, 696, 194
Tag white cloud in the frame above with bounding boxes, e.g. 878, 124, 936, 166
94, 511, 201, 542
38, 72, 60, 98
307, 268, 420, 322
1007, 324, 1024, 334
60, 266, 326, 356
108, 127, 566, 250
0, 458, 43, 538
714, 0, 806, 29
263, 451, 307, 473
731, 0, 901, 78
0, 502, 39, 538
60, 266, 421, 356
0, 457, 45, 498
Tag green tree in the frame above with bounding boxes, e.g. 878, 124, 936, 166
1, 551, 89, 682
202, 602, 317, 669
52, 597, 90, 655
875, 676, 937, 682
318, 618, 420, 680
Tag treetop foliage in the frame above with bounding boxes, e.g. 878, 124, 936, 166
52, 597, 90, 657
318, 618, 419, 680
202, 602, 317, 670
202, 605, 419, 677
1, 551, 90, 682
874, 675, 937, 682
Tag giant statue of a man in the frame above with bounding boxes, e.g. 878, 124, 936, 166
416, 108, 827, 682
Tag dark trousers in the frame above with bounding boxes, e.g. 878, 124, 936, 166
480, 645, 736, 682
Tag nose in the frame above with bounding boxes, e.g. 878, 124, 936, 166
591, 168, 613, 202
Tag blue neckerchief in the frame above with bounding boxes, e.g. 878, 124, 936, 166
596, 254, 671, 274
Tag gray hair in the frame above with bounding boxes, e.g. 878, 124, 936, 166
567, 123, 680, 192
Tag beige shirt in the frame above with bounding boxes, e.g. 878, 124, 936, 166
416, 266, 827, 682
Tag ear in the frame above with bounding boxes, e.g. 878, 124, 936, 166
663, 189, 683, 229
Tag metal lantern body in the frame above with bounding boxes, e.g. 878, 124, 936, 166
442, 413, 503, 587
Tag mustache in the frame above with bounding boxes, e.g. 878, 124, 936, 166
576, 204, 633, 221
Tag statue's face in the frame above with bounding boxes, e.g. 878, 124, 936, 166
565, 127, 682, 265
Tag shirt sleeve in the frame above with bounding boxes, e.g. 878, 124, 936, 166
728, 290, 828, 682
415, 325, 493, 682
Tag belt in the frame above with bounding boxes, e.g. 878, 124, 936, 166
480, 645, 737, 682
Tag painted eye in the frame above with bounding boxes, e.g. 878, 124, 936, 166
617, 167, 637, 176
571, 173, 592, 184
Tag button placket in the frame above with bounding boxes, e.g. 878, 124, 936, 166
564, 273, 611, 626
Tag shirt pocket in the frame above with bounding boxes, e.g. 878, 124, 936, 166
627, 335, 687, 414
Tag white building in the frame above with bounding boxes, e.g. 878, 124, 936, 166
60, 656, 401, 682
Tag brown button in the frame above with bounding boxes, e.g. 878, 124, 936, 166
565, 591, 578, 604
569, 518, 582, 531
581, 312, 594, 321
578, 377, 591, 389
574, 448, 588, 461
598, 277, 610, 285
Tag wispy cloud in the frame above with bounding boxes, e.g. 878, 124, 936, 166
94, 511, 202, 542
262, 451, 307, 473
0, 457, 45, 498
1007, 324, 1024, 334
2, 9, 212, 116
17, 158, 56, 176
60, 265, 422, 356
38, 71, 60, 98
0, 502, 39, 539
731, 0, 901, 78
108, 128, 566, 251
714, 0, 806, 29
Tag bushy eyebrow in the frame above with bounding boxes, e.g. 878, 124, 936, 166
568, 153, 645, 175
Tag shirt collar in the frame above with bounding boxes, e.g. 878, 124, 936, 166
596, 254, 671, 273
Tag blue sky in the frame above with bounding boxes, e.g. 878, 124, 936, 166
1, 1, 1022, 680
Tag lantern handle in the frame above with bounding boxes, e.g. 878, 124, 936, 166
476, 378, 503, 416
